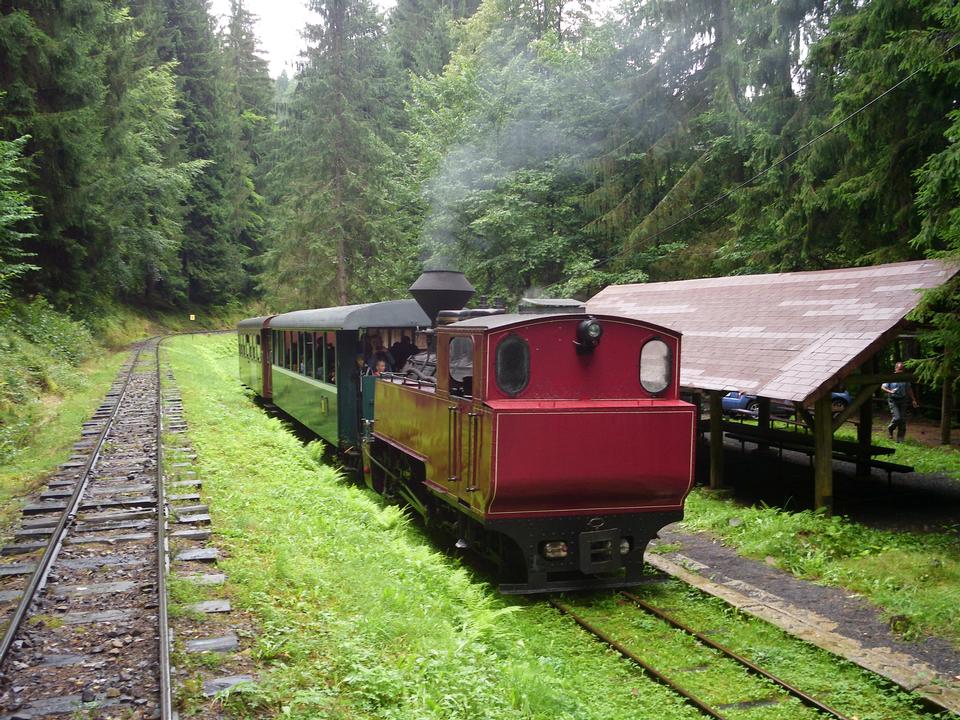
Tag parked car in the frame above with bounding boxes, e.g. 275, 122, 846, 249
722, 390, 852, 417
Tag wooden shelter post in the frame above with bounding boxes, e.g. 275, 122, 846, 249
709, 391, 724, 489
942, 357, 954, 446
814, 396, 834, 513
857, 397, 873, 480
757, 397, 770, 452
857, 359, 876, 480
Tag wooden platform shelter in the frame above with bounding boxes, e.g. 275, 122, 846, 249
588, 260, 958, 512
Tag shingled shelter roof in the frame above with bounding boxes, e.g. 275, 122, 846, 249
587, 260, 958, 403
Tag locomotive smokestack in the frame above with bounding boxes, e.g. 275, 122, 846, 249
410, 269, 475, 326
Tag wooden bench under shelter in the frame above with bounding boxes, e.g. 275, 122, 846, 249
721, 418, 912, 485
589, 259, 959, 512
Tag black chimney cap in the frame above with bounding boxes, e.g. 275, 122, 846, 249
410, 270, 476, 326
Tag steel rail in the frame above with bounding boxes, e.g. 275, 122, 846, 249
0, 342, 148, 664
155, 338, 174, 720
548, 599, 729, 720
620, 591, 853, 720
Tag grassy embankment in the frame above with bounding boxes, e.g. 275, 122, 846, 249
0, 298, 244, 530
682, 416, 960, 645
833, 424, 960, 480
164, 333, 944, 719
681, 491, 960, 645
164, 334, 702, 719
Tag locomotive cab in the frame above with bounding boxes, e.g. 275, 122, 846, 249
370, 312, 697, 594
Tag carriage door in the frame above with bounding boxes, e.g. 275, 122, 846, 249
446, 335, 477, 491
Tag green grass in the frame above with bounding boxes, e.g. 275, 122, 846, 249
833, 424, 960, 480
682, 489, 960, 645
87, 301, 249, 350
722, 415, 960, 480
165, 334, 709, 720
641, 582, 944, 719
0, 299, 130, 529
565, 586, 945, 720
0, 297, 245, 531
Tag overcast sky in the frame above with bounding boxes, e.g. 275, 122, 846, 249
208, 0, 391, 77
208, 0, 615, 78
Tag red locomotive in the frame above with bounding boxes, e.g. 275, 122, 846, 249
239, 271, 696, 593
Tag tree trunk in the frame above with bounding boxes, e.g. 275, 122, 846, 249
942, 356, 954, 446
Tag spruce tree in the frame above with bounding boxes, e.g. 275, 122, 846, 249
0, 0, 111, 304
265, 0, 417, 308
163, 0, 246, 305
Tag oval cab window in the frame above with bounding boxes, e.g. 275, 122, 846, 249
495, 335, 530, 396
639, 338, 672, 394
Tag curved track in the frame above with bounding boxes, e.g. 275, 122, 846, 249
550, 592, 855, 720
0, 340, 173, 719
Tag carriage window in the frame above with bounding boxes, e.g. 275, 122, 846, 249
325, 332, 337, 383
305, 332, 315, 378
640, 338, 672, 394
449, 336, 474, 397
495, 335, 529, 396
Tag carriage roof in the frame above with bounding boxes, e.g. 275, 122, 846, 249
268, 299, 430, 331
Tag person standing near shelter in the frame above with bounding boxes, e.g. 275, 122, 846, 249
881, 362, 919, 443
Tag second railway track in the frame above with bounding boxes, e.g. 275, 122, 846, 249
550, 587, 926, 720
0, 340, 172, 720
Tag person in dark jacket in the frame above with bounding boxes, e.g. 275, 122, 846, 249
881, 362, 919, 443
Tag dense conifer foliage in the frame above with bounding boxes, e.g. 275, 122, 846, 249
0, 0, 271, 310
0, 0, 957, 367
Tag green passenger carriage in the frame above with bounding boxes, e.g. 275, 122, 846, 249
262, 300, 430, 448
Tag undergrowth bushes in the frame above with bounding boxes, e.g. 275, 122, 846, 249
0, 297, 96, 463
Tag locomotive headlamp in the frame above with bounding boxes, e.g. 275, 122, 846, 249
542, 541, 569, 559
619, 538, 631, 556
575, 318, 603, 351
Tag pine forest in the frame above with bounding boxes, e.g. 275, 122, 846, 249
0, 0, 958, 360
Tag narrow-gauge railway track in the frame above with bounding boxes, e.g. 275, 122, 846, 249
0, 340, 173, 720
550, 593, 856, 720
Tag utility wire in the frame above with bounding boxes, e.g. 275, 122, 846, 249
608, 36, 960, 262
